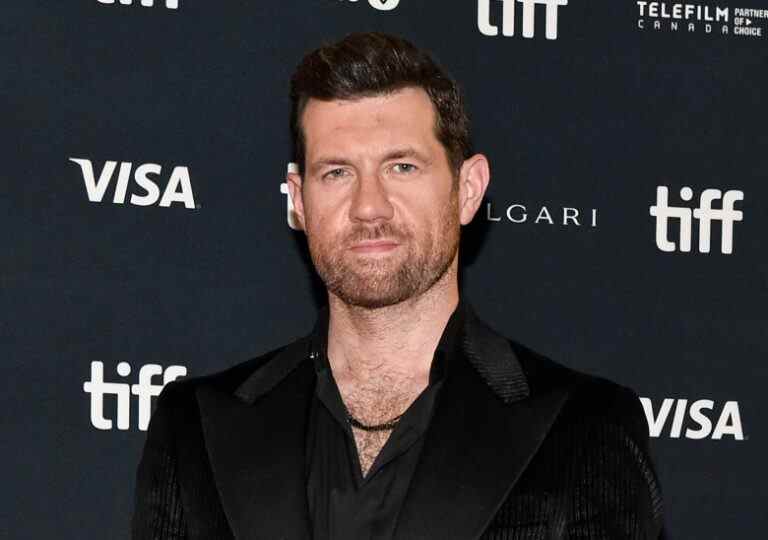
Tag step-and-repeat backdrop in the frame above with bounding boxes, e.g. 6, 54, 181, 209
4, 1, 766, 538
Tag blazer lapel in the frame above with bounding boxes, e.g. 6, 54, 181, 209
395, 308, 573, 540
197, 338, 315, 540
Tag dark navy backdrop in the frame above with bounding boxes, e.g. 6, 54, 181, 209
3, 1, 766, 538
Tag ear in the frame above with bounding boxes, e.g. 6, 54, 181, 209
457, 154, 490, 225
286, 166, 306, 231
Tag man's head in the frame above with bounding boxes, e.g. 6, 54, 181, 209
286, 33, 490, 309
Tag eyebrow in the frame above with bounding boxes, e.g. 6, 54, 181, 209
308, 158, 355, 177
308, 147, 431, 176
381, 147, 430, 163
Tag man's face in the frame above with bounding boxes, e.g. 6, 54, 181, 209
290, 87, 464, 309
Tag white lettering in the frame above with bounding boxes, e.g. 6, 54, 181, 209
507, 204, 528, 223
638, 3, 729, 22
712, 401, 744, 440
670, 398, 687, 438
367, 0, 400, 11
113, 162, 132, 204
477, 0, 499, 35
485, 202, 502, 222
70, 158, 117, 203
562, 207, 580, 226
97, 0, 180, 9
481, 200, 598, 228
159, 166, 196, 208
71, 157, 197, 209
640, 397, 674, 437
478, 0, 568, 39
685, 399, 714, 439
640, 397, 745, 440
534, 206, 554, 224
131, 163, 162, 206
650, 185, 743, 254
84, 361, 187, 431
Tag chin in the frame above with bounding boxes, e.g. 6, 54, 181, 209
333, 287, 413, 310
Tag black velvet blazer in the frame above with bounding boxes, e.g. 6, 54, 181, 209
131, 306, 664, 539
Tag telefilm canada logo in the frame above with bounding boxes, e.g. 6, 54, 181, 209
649, 186, 743, 254
97, 0, 180, 9
478, 0, 569, 40
339, 0, 401, 12
83, 361, 187, 431
640, 397, 745, 440
70, 157, 198, 209
635, 2, 767, 38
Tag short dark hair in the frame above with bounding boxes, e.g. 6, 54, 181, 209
290, 32, 472, 175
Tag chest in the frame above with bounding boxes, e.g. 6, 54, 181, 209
351, 427, 391, 476
337, 379, 423, 476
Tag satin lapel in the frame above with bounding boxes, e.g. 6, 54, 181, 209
197, 340, 314, 540
394, 312, 572, 540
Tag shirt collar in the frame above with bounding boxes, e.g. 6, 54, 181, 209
309, 300, 466, 383
234, 297, 530, 406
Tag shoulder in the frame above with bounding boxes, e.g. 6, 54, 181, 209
152, 337, 306, 414
139, 337, 311, 462
508, 341, 664, 530
510, 339, 647, 440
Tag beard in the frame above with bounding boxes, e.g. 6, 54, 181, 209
306, 197, 460, 309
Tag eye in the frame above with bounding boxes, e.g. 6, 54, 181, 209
322, 168, 349, 180
391, 163, 418, 174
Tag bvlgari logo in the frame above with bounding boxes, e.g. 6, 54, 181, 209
485, 201, 598, 227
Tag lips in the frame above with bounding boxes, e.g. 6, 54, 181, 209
349, 239, 400, 253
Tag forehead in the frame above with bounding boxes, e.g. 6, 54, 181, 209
301, 87, 440, 161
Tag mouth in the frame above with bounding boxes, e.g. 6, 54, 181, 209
349, 239, 401, 254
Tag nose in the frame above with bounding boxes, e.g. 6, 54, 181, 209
348, 172, 394, 223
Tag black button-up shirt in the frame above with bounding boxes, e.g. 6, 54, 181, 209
305, 303, 464, 540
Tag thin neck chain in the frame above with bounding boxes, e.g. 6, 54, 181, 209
311, 348, 406, 432
346, 411, 404, 432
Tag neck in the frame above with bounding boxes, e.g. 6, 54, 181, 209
326, 260, 459, 385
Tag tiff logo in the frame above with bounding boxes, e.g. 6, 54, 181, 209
649, 186, 743, 254
70, 158, 197, 209
83, 361, 187, 431
97, 0, 179, 8
478, 0, 569, 39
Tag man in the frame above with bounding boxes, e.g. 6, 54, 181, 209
132, 32, 664, 539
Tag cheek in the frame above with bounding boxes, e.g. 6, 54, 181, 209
305, 206, 347, 250
400, 204, 442, 246
304, 190, 340, 233
402, 187, 457, 229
